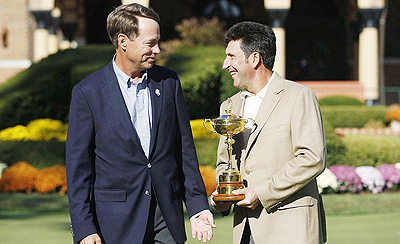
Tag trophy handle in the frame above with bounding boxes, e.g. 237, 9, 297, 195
203, 119, 219, 134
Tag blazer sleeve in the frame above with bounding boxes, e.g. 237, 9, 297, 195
253, 88, 326, 212
66, 85, 98, 243
174, 77, 210, 218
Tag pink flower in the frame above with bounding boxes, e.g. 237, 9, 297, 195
329, 165, 363, 193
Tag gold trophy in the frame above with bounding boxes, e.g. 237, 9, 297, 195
204, 98, 253, 202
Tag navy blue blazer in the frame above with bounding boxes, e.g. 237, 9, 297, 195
66, 60, 209, 244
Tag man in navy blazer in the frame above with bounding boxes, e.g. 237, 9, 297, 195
66, 3, 215, 244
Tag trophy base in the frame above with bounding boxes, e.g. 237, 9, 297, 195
213, 194, 245, 202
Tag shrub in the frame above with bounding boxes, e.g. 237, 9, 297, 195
175, 17, 226, 47
164, 45, 236, 119
385, 104, 400, 122
355, 166, 385, 194
321, 106, 389, 128
316, 168, 339, 194
329, 165, 363, 193
199, 165, 217, 196
341, 135, 400, 167
376, 164, 400, 191
0, 161, 38, 193
34, 165, 67, 194
0, 45, 114, 130
323, 117, 346, 167
0, 119, 67, 142
318, 95, 365, 106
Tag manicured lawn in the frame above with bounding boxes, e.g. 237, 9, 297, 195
1, 192, 400, 244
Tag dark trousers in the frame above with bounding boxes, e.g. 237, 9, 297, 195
240, 219, 255, 244
143, 191, 181, 244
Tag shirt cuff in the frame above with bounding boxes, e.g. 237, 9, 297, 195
189, 209, 211, 221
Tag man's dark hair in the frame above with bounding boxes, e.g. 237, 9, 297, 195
225, 21, 276, 71
107, 3, 160, 49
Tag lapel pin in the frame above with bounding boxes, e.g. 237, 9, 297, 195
155, 89, 161, 96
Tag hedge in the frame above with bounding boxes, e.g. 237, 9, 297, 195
318, 95, 365, 106
340, 135, 400, 167
320, 106, 389, 128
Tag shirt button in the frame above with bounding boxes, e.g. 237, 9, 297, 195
147, 163, 152, 169
145, 191, 150, 196
245, 170, 251, 175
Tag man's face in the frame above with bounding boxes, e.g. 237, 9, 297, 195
222, 40, 252, 90
125, 17, 161, 71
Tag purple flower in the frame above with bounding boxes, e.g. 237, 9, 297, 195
377, 164, 400, 190
329, 165, 363, 193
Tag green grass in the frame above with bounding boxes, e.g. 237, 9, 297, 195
1, 192, 400, 244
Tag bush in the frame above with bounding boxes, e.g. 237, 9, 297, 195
323, 117, 346, 167
0, 119, 67, 142
0, 161, 38, 193
34, 165, 67, 194
164, 45, 238, 119
321, 106, 389, 128
0, 140, 66, 169
0, 45, 115, 130
318, 95, 365, 106
341, 135, 400, 167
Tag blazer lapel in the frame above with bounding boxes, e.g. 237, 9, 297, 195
100, 61, 145, 155
148, 72, 163, 158
245, 74, 284, 158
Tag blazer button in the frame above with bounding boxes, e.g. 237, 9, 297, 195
145, 190, 150, 196
147, 163, 152, 169
245, 170, 251, 175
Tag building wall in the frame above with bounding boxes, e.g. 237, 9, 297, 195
0, 0, 32, 83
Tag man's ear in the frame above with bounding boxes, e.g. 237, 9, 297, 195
117, 33, 128, 51
251, 52, 262, 69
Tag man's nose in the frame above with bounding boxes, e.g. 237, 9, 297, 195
153, 44, 161, 54
222, 57, 229, 70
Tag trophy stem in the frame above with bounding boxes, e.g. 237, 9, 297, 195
225, 135, 235, 170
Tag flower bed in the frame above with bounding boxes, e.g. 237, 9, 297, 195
318, 163, 400, 194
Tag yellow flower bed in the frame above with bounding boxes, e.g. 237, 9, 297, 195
199, 165, 217, 196
190, 119, 219, 140
34, 165, 67, 194
0, 118, 68, 141
0, 161, 38, 193
385, 104, 400, 122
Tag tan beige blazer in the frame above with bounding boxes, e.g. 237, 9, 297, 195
216, 74, 327, 244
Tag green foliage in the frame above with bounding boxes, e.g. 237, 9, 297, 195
0, 45, 115, 129
0, 140, 66, 169
194, 138, 219, 168
323, 118, 346, 167
340, 135, 400, 167
321, 106, 389, 128
164, 45, 238, 119
318, 95, 365, 106
175, 17, 226, 47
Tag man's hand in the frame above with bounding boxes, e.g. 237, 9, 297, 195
79, 233, 102, 244
191, 211, 216, 242
210, 190, 232, 212
233, 187, 260, 210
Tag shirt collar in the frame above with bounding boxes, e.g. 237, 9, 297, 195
112, 54, 148, 88
240, 71, 276, 100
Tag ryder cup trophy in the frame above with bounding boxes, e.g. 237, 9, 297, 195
203, 98, 253, 202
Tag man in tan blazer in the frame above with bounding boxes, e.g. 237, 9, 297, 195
210, 21, 327, 244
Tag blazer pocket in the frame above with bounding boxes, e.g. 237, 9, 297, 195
277, 196, 314, 210
94, 189, 127, 202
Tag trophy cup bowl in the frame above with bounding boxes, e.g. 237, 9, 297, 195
204, 114, 251, 202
